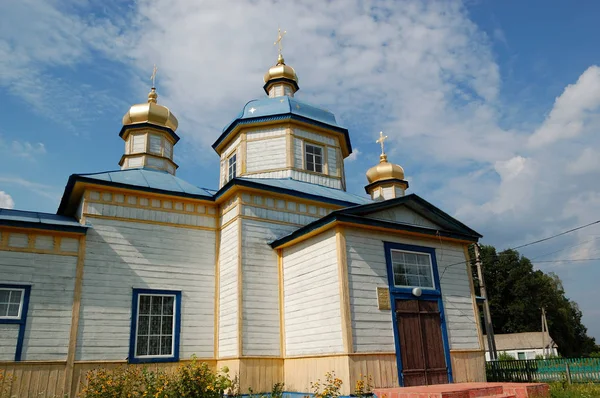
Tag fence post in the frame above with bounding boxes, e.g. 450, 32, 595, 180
565, 363, 572, 385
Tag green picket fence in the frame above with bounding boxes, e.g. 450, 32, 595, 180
486, 358, 600, 383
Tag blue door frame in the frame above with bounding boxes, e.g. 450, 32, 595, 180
383, 242, 453, 386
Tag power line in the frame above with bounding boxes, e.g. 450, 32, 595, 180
439, 218, 600, 278
533, 258, 600, 264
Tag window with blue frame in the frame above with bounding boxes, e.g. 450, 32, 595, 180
129, 289, 181, 363
0, 284, 31, 361
390, 249, 435, 289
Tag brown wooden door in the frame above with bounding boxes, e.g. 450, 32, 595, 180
395, 300, 448, 386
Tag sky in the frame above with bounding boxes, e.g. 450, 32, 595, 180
1, 0, 600, 342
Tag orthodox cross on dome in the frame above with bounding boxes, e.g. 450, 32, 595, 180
274, 27, 287, 63
376, 131, 388, 155
150, 64, 158, 88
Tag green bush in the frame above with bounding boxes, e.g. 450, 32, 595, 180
79, 359, 232, 398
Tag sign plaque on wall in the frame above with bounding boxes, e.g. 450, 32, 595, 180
376, 287, 391, 310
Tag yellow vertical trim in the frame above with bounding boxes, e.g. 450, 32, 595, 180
241, 132, 247, 174
278, 249, 285, 358
463, 245, 484, 350
336, 227, 353, 353
54, 237, 62, 254
64, 235, 87, 395
27, 234, 35, 249
214, 223, 221, 359
237, 217, 243, 357
0, 231, 8, 248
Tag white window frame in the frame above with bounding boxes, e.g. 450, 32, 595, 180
304, 143, 324, 173
390, 249, 436, 289
228, 153, 237, 181
0, 287, 25, 320
133, 293, 177, 359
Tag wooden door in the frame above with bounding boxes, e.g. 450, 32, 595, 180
395, 299, 448, 386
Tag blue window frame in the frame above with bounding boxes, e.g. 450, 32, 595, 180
0, 284, 31, 361
129, 289, 181, 363
383, 242, 452, 385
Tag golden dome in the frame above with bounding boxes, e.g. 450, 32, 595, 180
366, 154, 405, 183
263, 54, 298, 84
122, 88, 179, 131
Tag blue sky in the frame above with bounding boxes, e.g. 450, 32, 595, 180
1, 0, 600, 342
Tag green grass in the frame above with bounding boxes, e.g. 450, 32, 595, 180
549, 382, 600, 398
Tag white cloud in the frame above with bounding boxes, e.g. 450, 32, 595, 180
347, 148, 360, 162
0, 191, 14, 209
528, 66, 600, 148
567, 147, 600, 175
0, 137, 46, 159
0, 177, 60, 201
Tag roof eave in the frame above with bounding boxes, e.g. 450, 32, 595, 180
119, 122, 181, 144
0, 219, 88, 234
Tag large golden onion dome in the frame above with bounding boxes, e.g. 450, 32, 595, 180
366, 154, 405, 183
122, 88, 179, 131
263, 54, 299, 84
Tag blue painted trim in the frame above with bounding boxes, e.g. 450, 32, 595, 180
128, 288, 181, 364
383, 242, 453, 385
0, 284, 31, 361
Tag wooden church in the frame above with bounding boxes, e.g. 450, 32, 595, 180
0, 44, 486, 396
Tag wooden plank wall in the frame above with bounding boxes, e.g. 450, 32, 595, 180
0, 361, 67, 398
348, 354, 398, 390
450, 351, 486, 382
284, 355, 350, 395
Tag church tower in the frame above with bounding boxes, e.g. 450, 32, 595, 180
212, 31, 353, 190
119, 72, 180, 175
365, 132, 408, 200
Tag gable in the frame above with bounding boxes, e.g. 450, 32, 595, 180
364, 205, 441, 230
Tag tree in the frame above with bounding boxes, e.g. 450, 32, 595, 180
474, 245, 596, 357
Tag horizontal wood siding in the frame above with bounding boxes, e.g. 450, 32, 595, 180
246, 127, 286, 140
0, 250, 76, 360
246, 137, 287, 173
328, 147, 338, 176
241, 219, 297, 357
293, 138, 303, 168
0, 325, 18, 360
242, 205, 320, 226
77, 217, 216, 360
218, 221, 238, 358
293, 129, 338, 146
85, 202, 216, 229
282, 229, 343, 356
344, 228, 479, 352
243, 170, 293, 179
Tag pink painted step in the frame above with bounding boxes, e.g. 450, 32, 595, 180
373, 382, 549, 398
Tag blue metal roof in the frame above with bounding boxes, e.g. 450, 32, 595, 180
223, 96, 341, 132
76, 168, 216, 197
213, 96, 353, 155
0, 208, 87, 233
237, 177, 372, 206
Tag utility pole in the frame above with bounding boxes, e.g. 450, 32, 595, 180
474, 243, 497, 360
542, 307, 546, 358
541, 307, 550, 358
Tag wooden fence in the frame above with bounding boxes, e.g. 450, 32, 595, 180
486, 358, 600, 383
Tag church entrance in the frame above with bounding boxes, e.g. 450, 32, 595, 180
395, 299, 449, 386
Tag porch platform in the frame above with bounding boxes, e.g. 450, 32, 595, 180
373, 382, 549, 398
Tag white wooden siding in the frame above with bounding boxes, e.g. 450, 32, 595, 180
0, 325, 18, 360
77, 217, 216, 360
85, 202, 216, 229
246, 137, 287, 173
293, 129, 337, 146
365, 206, 439, 229
282, 229, 343, 356
328, 147, 338, 176
0, 250, 77, 360
240, 219, 297, 356
221, 205, 239, 227
246, 127, 286, 140
218, 221, 239, 358
243, 170, 292, 179
293, 138, 303, 168
344, 228, 479, 352
290, 170, 342, 189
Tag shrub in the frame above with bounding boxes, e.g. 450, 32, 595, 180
79, 359, 232, 398
353, 374, 373, 397
549, 382, 600, 398
497, 352, 516, 361
309, 371, 343, 398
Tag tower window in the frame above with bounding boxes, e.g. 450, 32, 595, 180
305, 143, 323, 173
228, 154, 237, 181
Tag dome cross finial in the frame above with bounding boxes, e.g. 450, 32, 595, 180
150, 64, 158, 89
376, 131, 388, 159
274, 27, 287, 64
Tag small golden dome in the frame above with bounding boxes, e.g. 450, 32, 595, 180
263, 54, 298, 84
122, 88, 179, 131
366, 154, 405, 183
